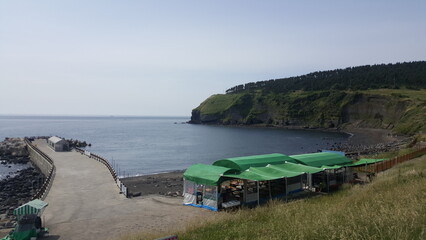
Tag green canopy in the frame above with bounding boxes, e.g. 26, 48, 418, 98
346, 158, 387, 167
224, 165, 304, 181
290, 152, 352, 168
272, 162, 324, 174
183, 164, 235, 185
213, 153, 297, 171
321, 165, 344, 170
13, 199, 48, 216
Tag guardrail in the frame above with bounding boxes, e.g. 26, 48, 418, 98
24, 138, 56, 200
75, 147, 128, 197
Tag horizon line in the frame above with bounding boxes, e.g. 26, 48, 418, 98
0, 114, 190, 118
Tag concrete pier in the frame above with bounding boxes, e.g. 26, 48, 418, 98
32, 139, 209, 240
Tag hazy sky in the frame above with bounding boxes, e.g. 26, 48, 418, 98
1, 1, 425, 116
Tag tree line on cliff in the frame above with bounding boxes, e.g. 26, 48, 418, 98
226, 61, 426, 94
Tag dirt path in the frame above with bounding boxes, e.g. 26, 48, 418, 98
34, 140, 211, 240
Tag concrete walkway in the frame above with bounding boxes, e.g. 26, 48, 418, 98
33, 140, 211, 240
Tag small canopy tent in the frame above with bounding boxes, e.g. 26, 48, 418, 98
13, 199, 48, 220
213, 153, 297, 171
183, 164, 235, 211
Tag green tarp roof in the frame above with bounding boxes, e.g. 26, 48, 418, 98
223, 162, 325, 182
213, 153, 297, 171
321, 165, 344, 170
225, 166, 302, 181
346, 158, 387, 167
275, 162, 324, 174
290, 152, 352, 168
184, 153, 345, 185
13, 199, 48, 216
183, 164, 235, 185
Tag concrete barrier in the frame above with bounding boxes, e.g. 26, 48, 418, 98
24, 138, 56, 200
26, 139, 53, 176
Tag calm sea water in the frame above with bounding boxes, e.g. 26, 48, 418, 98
0, 116, 349, 178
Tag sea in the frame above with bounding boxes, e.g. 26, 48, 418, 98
0, 115, 349, 179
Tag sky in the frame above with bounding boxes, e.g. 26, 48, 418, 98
0, 0, 425, 116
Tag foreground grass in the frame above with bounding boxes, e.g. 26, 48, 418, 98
123, 155, 426, 240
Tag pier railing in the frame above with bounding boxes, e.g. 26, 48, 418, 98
75, 147, 128, 197
354, 146, 426, 173
24, 138, 56, 200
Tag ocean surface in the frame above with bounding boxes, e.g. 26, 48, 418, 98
0, 116, 349, 178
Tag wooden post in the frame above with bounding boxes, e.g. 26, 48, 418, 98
243, 180, 247, 203
268, 180, 272, 199
343, 167, 346, 183
285, 178, 288, 202
257, 181, 260, 206
327, 171, 330, 193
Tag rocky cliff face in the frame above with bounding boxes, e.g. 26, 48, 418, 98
190, 91, 425, 134
341, 95, 409, 129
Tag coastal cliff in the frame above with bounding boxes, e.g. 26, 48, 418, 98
190, 62, 426, 135
190, 90, 426, 135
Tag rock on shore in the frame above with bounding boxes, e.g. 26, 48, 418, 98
0, 138, 29, 161
0, 168, 44, 225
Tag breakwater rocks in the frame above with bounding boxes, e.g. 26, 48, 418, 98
0, 138, 29, 160
26, 136, 91, 148
0, 168, 44, 225
66, 138, 91, 148
0, 138, 31, 171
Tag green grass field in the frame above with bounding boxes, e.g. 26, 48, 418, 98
363, 89, 426, 101
195, 93, 244, 115
122, 154, 426, 240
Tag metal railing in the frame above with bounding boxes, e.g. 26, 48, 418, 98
75, 148, 117, 181
75, 147, 128, 197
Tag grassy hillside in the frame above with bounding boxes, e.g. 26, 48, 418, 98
122, 154, 426, 240
191, 89, 426, 135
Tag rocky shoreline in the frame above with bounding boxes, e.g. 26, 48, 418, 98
0, 168, 44, 224
121, 171, 184, 198
0, 138, 44, 228
121, 127, 410, 198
